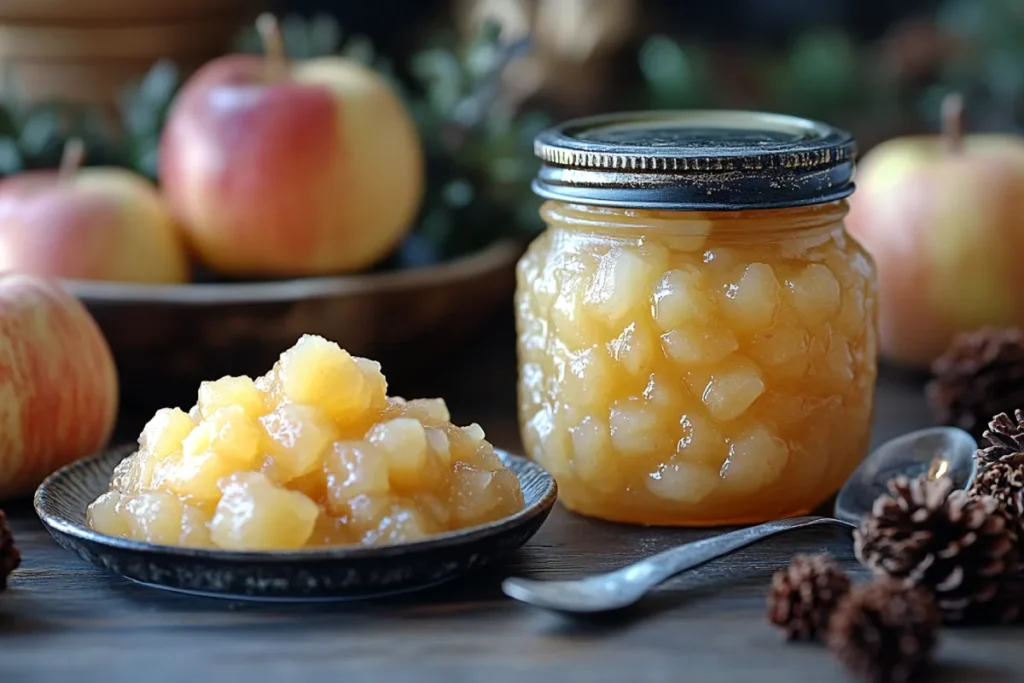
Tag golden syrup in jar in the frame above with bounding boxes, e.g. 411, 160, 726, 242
516, 111, 877, 525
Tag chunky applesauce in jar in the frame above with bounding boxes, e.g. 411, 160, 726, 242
516, 111, 878, 526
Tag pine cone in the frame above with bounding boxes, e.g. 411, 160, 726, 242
854, 475, 1021, 624
766, 554, 852, 641
926, 327, 1024, 440
971, 461, 1024, 522
0, 509, 20, 591
978, 410, 1024, 466
827, 579, 940, 683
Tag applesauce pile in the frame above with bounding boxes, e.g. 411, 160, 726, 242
516, 202, 878, 525
87, 335, 524, 550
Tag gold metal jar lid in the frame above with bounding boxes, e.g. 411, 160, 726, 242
532, 110, 856, 210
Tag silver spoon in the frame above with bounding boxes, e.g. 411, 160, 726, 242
502, 426, 978, 614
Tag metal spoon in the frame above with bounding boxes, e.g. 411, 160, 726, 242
502, 426, 978, 614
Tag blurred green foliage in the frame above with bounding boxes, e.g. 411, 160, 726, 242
637, 0, 1024, 136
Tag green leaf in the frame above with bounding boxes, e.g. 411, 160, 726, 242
342, 35, 376, 65
139, 60, 180, 108
309, 13, 343, 56
0, 137, 22, 175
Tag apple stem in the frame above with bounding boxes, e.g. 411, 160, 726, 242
256, 13, 288, 80
59, 138, 85, 181
941, 92, 965, 154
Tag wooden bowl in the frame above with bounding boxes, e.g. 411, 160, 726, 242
0, 57, 205, 107
0, 18, 245, 61
0, 0, 259, 23
62, 240, 522, 414
0, 7, 261, 106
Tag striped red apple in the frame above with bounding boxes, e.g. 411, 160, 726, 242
0, 275, 118, 499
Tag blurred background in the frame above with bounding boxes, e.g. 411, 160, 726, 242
0, 0, 1020, 435
0, 0, 1019, 255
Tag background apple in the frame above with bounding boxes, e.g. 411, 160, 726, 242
0, 274, 118, 499
846, 94, 1024, 368
0, 140, 190, 284
159, 14, 424, 278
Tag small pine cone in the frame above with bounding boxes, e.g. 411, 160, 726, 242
854, 475, 1021, 624
767, 554, 852, 640
0, 509, 20, 591
926, 327, 1024, 440
978, 410, 1024, 466
827, 580, 940, 683
971, 460, 1024, 521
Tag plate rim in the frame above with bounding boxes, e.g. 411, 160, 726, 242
60, 239, 521, 305
34, 443, 557, 563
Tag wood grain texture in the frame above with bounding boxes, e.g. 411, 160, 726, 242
69, 239, 520, 416
2, 323, 1022, 683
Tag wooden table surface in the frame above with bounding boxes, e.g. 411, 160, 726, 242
2, 319, 1022, 683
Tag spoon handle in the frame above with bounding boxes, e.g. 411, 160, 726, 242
607, 516, 852, 589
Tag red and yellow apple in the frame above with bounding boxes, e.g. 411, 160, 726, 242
159, 14, 424, 277
0, 143, 189, 284
846, 95, 1024, 367
0, 274, 118, 499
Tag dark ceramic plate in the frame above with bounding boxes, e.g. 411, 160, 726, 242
34, 444, 556, 602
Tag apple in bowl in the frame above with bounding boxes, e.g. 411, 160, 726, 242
0, 140, 190, 284
160, 14, 425, 277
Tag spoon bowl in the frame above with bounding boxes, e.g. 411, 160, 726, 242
834, 426, 978, 525
502, 426, 979, 614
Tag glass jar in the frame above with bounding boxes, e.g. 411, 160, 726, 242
515, 111, 878, 526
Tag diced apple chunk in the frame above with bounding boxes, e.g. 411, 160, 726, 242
86, 491, 130, 538
211, 472, 319, 551
395, 398, 450, 425
719, 263, 779, 333
584, 247, 658, 324
198, 376, 266, 420
701, 355, 765, 422
124, 491, 185, 545
676, 411, 727, 467
180, 504, 214, 548
139, 408, 195, 459
609, 398, 667, 456
785, 264, 841, 324
366, 418, 428, 491
647, 462, 720, 503
720, 424, 790, 493
652, 268, 710, 330
607, 322, 656, 377
661, 327, 738, 366
362, 500, 442, 546
183, 405, 261, 466
324, 440, 390, 514
165, 449, 236, 503
450, 462, 524, 527
354, 356, 389, 412
570, 414, 620, 494
260, 403, 337, 481
277, 334, 368, 419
